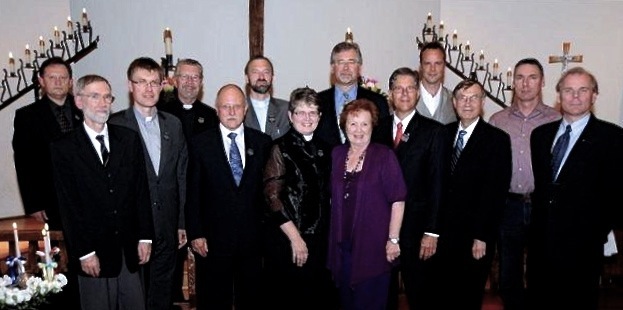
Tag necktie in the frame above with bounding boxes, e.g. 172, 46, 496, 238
95, 135, 109, 166
338, 93, 351, 143
451, 130, 466, 173
56, 106, 72, 134
551, 124, 572, 181
394, 122, 403, 148
228, 132, 243, 185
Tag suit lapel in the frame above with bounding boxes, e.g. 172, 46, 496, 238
157, 113, 170, 176
244, 98, 261, 131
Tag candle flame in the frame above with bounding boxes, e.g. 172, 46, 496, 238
347, 27, 351, 34
8, 52, 13, 58
12, 222, 17, 229
42, 229, 46, 236
67, 16, 71, 21
82, 8, 87, 14
44, 223, 49, 231
25, 44, 29, 49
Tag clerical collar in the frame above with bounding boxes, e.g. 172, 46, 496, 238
183, 104, 193, 110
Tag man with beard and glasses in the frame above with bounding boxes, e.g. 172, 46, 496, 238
243, 55, 290, 140
316, 41, 390, 147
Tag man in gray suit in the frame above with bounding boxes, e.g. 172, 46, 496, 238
109, 57, 188, 310
243, 55, 290, 140
417, 41, 457, 124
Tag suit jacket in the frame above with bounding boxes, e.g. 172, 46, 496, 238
316, 86, 390, 147
372, 112, 450, 248
158, 95, 219, 139
185, 126, 272, 256
50, 124, 154, 277
416, 86, 457, 125
109, 108, 188, 234
12, 95, 83, 229
442, 119, 511, 249
244, 97, 290, 140
528, 115, 623, 296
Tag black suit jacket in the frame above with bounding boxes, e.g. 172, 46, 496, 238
185, 126, 272, 256
442, 119, 512, 248
12, 95, 83, 229
528, 115, 623, 291
50, 124, 154, 277
316, 86, 390, 147
372, 113, 450, 248
157, 95, 219, 139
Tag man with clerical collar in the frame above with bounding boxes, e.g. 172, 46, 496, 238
158, 58, 219, 139
243, 55, 290, 140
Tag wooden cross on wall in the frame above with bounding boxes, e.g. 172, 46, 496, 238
249, 0, 264, 57
548, 41, 583, 73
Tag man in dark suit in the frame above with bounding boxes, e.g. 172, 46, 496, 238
186, 84, 272, 309
316, 41, 390, 146
372, 67, 450, 309
51, 74, 154, 310
13, 56, 83, 230
527, 67, 623, 310
109, 57, 187, 310
437, 79, 512, 309
243, 55, 290, 140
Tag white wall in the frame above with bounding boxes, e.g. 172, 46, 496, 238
1, 0, 622, 217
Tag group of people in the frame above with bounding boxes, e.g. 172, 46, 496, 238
10, 38, 622, 310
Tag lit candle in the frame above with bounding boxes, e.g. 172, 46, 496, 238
464, 41, 471, 57
506, 67, 513, 86
43, 224, 51, 264
66, 16, 73, 35
345, 27, 353, 43
438, 21, 444, 38
426, 12, 433, 29
24, 45, 31, 65
38, 36, 45, 55
8, 52, 15, 74
53, 26, 60, 46
81, 8, 89, 31
479, 50, 485, 68
163, 27, 173, 55
493, 58, 499, 76
12, 222, 20, 258
452, 29, 458, 47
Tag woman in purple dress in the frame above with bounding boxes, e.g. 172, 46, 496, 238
327, 99, 407, 310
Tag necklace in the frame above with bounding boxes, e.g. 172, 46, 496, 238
343, 148, 366, 179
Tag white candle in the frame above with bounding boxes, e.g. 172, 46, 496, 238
438, 21, 444, 38
452, 29, 458, 47
38, 36, 45, 55
426, 12, 433, 29
67, 16, 73, 34
53, 26, 60, 46
43, 224, 51, 264
506, 67, 513, 86
25, 44, 31, 64
493, 59, 499, 76
479, 50, 485, 68
8, 52, 15, 74
12, 222, 20, 258
345, 27, 353, 43
163, 27, 173, 55
81, 8, 89, 30
464, 41, 471, 57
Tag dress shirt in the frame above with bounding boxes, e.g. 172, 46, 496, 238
420, 84, 441, 117
250, 97, 270, 133
393, 110, 416, 140
454, 117, 478, 146
335, 87, 357, 143
134, 108, 161, 175
220, 124, 246, 168
552, 114, 588, 178
489, 103, 560, 194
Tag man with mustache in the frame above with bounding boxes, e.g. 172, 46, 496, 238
243, 55, 290, 140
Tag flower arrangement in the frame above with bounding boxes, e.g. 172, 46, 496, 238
359, 76, 388, 98
0, 274, 67, 309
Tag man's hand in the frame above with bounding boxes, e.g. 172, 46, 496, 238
472, 239, 486, 260
138, 242, 151, 264
81, 255, 101, 277
419, 235, 438, 260
191, 238, 208, 257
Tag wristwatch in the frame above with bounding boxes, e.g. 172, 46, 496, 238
388, 237, 400, 245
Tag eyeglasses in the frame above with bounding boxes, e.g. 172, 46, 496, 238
456, 94, 484, 103
334, 59, 359, 67
78, 93, 115, 103
391, 86, 418, 94
177, 75, 201, 82
293, 110, 320, 119
560, 87, 592, 98
131, 79, 162, 89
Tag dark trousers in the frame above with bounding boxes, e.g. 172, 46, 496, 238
195, 253, 262, 310
338, 243, 391, 310
498, 197, 531, 310
171, 245, 189, 302
399, 245, 440, 310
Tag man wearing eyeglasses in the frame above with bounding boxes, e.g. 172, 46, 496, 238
316, 41, 390, 147
435, 79, 511, 309
51, 74, 154, 310
243, 55, 290, 140
109, 57, 188, 310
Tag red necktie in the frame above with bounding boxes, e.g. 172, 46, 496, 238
394, 122, 403, 148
